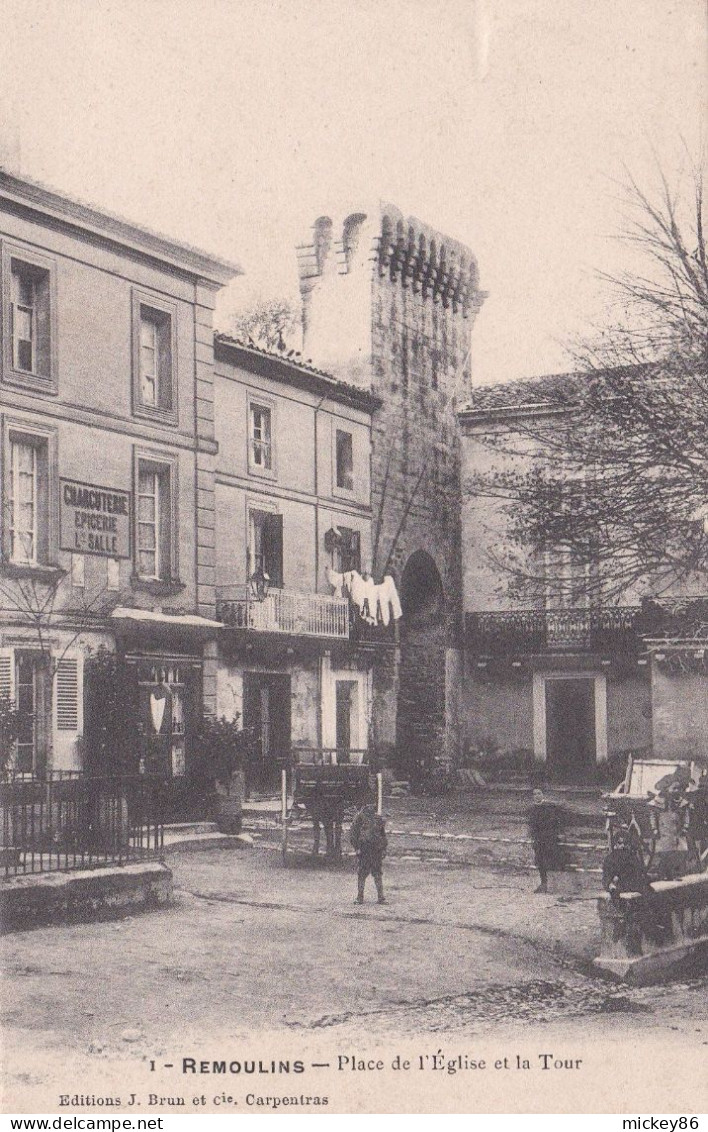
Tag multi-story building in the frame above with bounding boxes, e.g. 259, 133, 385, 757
296, 205, 486, 781
0, 170, 238, 780
212, 336, 389, 792
458, 375, 708, 781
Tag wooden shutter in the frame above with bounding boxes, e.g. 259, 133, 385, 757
56, 656, 82, 730
0, 648, 15, 704
157, 314, 173, 411
35, 272, 51, 378
262, 513, 284, 588
340, 528, 361, 573
54, 652, 84, 772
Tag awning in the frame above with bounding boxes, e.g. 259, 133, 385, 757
110, 607, 223, 642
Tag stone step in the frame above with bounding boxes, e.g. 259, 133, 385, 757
163, 821, 218, 836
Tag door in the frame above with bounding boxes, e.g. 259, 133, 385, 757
242, 673, 291, 793
335, 679, 359, 762
545, 678, 596, 782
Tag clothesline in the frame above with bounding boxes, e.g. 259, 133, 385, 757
327, 568, 403, 626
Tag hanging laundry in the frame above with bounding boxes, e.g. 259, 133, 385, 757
381, 575, 403, 620
327, 567, 345, 598
328, 568, 404, 627
360, 573, 379, 625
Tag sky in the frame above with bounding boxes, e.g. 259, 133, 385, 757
1, 0, 705, 384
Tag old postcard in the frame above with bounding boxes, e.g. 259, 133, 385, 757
0, 0, 706, 1117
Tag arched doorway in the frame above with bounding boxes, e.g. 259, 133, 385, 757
396, 551, 447, 787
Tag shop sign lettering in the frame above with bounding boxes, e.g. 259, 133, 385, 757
60, 479, 131, 558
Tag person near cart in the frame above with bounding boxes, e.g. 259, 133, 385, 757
350, 801, 387, 904
528, 787, 566, 893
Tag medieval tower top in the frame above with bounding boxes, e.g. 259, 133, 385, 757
296, 203, 486, 392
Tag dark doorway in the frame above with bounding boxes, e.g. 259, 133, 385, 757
545, 678, 596, 782
242, 672, 291, 793
396, 550, 446, 787
335, 679, 359, 759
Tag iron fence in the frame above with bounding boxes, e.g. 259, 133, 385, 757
1, 770, 164, 877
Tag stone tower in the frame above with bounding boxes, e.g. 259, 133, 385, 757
297, 204, 486, 780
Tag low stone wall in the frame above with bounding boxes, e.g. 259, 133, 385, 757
594, 872, 708, 984
0, 861, 173, 933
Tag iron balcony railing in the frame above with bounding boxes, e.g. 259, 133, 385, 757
1, 770, 164, 877
466, 606, 643, 654
216, 586, 350, 640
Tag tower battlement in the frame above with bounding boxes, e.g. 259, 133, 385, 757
297, 205, 486, 389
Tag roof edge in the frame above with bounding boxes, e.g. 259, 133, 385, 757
0, 168, 241, 286
214, 334, 383, 413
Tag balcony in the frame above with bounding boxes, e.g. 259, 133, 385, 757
466, 606, 642, 655
216, 587, 350, 640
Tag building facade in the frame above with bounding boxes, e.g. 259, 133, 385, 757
458, 376, 708, 781
0, 171, 238, 781
212, 336, 391, 791
296, 204, 486, 780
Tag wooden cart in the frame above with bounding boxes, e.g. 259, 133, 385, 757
279, 749, 382, 863
603, 756, 708, 877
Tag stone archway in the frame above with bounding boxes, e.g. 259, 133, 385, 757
396, 551, 447, 787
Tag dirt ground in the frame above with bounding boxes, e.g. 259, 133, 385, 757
2, 839, 707, 1114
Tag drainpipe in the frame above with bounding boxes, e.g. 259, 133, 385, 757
313, 395, 327, 749
313, 394, 327, 593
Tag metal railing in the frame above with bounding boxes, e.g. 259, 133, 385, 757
217, 587, 350, 639
467, 606, 642, 653
1, 770, 164, 877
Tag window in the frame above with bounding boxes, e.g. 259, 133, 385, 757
249, 403, 273, 473
132, 293, 176, 422
135, 459, 174, 582
2, 247, 56, 392
544, 545, 590, 610
249, 509, 283, 588
4, 430, 51, 566
331, 526, 361, 574
16, 652, 42, 773
0, 647, 82, 775
335, 429, 354, 492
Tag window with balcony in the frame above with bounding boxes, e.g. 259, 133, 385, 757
2, 247, 56, 393
249, 508, 283, 588
335, 429, 354, 492
248, 401, 274, 476
132, 293, 177, 423
544, 545, 591, 610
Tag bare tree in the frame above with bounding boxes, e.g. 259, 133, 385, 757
467, 163, 708, 606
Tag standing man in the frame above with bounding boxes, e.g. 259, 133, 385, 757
528, 787, 564, 893
350, 801, 387, 904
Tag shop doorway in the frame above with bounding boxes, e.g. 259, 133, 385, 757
242, 673, 291, 793
335, 679, 360, 760
545, 677, 596, 781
